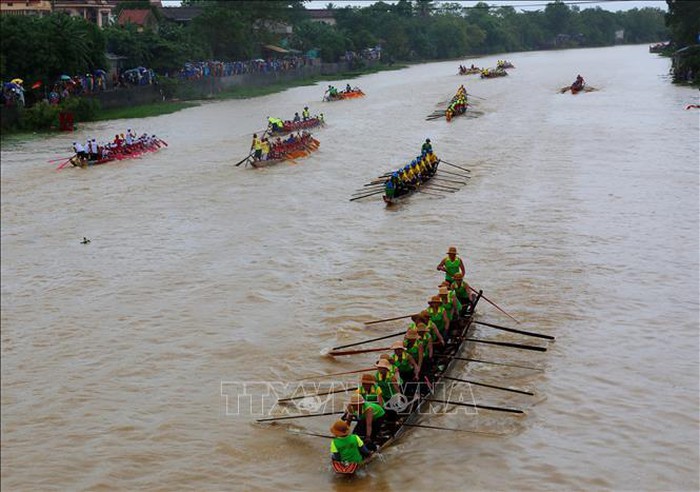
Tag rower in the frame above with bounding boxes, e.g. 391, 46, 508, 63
438, 285, 459, 333
403, 329, 424, 380
427, 295, 450, 341
302, 106, 310, 121
345, 83, 352, 92
390, 340, 420, 397
293, 112, 301, 123
375, 357, 401, 398
451, 272, 475, 315
343, 394, 386, 447
261, 137, 270, 160
437, 246, 466, 284
72, 141, 87, 162
419, 309, 445, 346
421, 138, 432, 156
357, 373, 384, 406
416, 322, 433, 368
330, 420, 372, 466
250, 133, 262, 161
267, 116, 284, 132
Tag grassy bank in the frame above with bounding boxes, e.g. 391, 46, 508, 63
93, 101, 200, 121
1, 62, 407, 141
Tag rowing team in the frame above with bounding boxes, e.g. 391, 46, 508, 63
330, 246, 476, 466
72, 130, 162, 162
384, 142, 439, 197
446, 85, 468, 121
250, 130, 316, 161
267, 108, 323, 131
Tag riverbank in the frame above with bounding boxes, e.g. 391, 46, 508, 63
1, 61, 406, 141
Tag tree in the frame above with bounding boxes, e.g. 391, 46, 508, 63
665, 0, 700, 47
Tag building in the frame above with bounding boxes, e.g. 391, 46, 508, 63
0, 0, 52, 16
117, 8, 157, 32
306, 8, 335, 26
52, 0, 118, 27
159, 6, 202, 26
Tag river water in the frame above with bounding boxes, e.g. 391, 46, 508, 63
1, 44, 698, 491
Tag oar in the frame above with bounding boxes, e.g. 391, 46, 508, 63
439, 168, 471, 177
474, 320, 555, 341
450, 356, 544, 372
327, 346, 391, 357
468, 286, 520, 324
417, 189, 446, 198
433, 177, 467, 185
425, 184, 459, 192
332, 330, 405, 350
256, 410, 341, 422
286, 429, 334, 439
364, 314, 413, 326
427, 398, 523, 414
235, 152, 254, 167
354, 186, 383, 194
466, 338, 546, 352
297, 367, 376, 381
439, 160, 471, 173
57, 159, 74, 170
48, 155, 75, 163
349, 190, 385, 202
277, 386, 351, 403
466, 92, 486, 100
442, 376, 534, 396
402, 423, 505, 436
364, 180, 386, 187
158, 139, 169, 147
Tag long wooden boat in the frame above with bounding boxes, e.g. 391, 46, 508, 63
65, 140, 166, 169
481, 68, 508, 79
324, 89, 365, 102
246, 137, 320, 168
383, 159, 440, 206
497, 61, 515, 69
269, 117, 325, 136
459, 67, 481, 75
332, 292, 483, 475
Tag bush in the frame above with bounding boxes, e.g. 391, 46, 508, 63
60, 96, 101, 121
19, 101, 60, 130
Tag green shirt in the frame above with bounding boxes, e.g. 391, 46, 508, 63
350, 401, 386, 420
428, 305, 446, 333
443, 256, 462, 281
330, 434, 364, 463
375, 370, 397, 397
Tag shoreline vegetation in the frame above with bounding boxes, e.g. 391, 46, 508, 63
1, 62, 407, 141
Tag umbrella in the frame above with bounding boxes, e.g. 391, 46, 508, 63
31, 81, 42, 90
11, 78, 23, 85
94, 69, 106, 75
60, 75, 71, 81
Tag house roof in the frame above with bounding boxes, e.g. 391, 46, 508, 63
160, 6, 203, 22
118, 9, 154, 26
307, 8, 335, 19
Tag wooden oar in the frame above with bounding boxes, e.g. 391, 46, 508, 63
277, 386, 351, 403
433, 177, 467, 185
450, 356, 544, 372
48, 155, 75, 163
442, 375, 534, 396
256, 410, 341, 422
466, 92, 487, 100
332, 330, 404, 350
468, 286, 520, 324
425, 183, 459, 192
439, 160, 471, 173
235, 152, 254, 167
286, 429, 333, 439
474, 320, 555, 341
417, 189, 446, 198
364, 314, 413, 326
57, 158, 75, 170
364, 180, 386, 187
297, 367, 376, 381
349, 189, 385, 202
466, 338, 546, 352
327, 346, 391, 357
402, 422, 505, 436
354, 186, 383, 195
439, 168, 470, 177
427, 398, 523, 414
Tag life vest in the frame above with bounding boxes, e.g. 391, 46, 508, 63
330, 434, 364, 464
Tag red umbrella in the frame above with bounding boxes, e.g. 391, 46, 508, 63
31, 81, 42, 90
